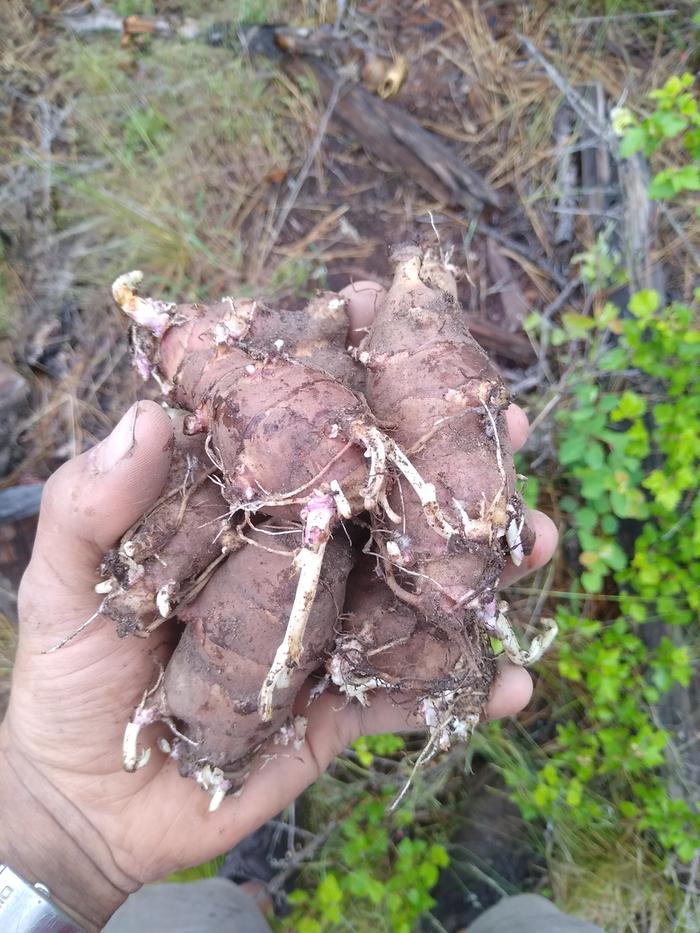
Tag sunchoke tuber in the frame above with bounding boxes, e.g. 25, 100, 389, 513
98, 250, 554, 809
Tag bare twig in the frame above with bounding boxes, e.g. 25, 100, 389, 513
541, 275, 582, 322
256, 78, 343, 274
265, 822, 337, 895
477, 222, 567, 288
516, 34, 614, 147
552, 106, 577, 245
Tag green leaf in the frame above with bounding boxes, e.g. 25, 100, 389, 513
559, 434, 587, 465
649, 172, 677, 200
562, 312, 596, 337
629, 289, 660, 317
581, 569, 604, 593
429, 844, 450, 868
619, 126, 646, 157
317, 873, 343, 908
612, 390, 647, 421
651, 110, 687, 139
524, 311, 542, 332
287, 889, 309, 906
418, 862, 439, 888
600, 347, 628, 371
598, 541, 628, 572
619, 800, 639, 818
559, 495, 579, 513
671, 164, 700, 192
601, 514, 619, 534
565, 779, 582, 807
576, 507, 599, 532
296, 917, 322, 933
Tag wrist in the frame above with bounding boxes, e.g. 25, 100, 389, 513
0, 728, 134, 931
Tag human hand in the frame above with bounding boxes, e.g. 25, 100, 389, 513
0, 285, 556, 931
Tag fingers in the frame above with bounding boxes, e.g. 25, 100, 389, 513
482, 662, 533, 720
22, 401, 173, 598
501, 509, 558, 586
340, 280, 386, 347
204, 663, 532, 851
505, 403, 528, 453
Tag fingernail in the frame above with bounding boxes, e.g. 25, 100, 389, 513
93, 403, 140, 473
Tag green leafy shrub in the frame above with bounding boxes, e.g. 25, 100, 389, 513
614, 72, 700, 201
509, 286, 700, 870
282, 735, 449, 933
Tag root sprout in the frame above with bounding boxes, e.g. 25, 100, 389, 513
45, 609, 102, 654
258, 495, 337, 721
123, 668, 164, 772
482, 605, 558, 666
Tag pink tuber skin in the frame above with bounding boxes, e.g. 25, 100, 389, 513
362, 246, 530, 618
99, 416, 233, 636
331, 558, 493, 748
114, 274, 373, 523
325, 246, 554, 757
125, 523, 353, 801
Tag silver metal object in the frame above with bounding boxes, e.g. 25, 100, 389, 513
0, 864, 85, 932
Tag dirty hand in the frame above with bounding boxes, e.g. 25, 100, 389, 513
0, 284, 556, 931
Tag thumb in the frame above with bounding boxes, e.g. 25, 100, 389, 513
23, 401, 173, 605
340, 280, 385, 347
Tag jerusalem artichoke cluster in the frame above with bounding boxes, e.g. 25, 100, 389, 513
100, 245, 555, 810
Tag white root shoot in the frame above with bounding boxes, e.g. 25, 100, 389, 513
123, 669, 164, 772
193, 764, 232, 813
258, 542, 328, 721
156, 581, 178, 618
386, 441, 458, 539
112, 271, 175, 338
484, 607, 558, 666
379, 489, 402, 524
391, 692, 479, 812
358, 426, 387, 511
44, 609, 102, 653
506, 513, 525, 566
330, 480, 353, 519
352, 422, 458, 539
258, 495, 337, 722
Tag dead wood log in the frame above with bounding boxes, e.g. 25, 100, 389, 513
464, 317, 535, 366
281, 57, 502, 212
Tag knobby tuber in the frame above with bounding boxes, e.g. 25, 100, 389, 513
330, 246, 557, 748
124, 523, 353, 806
331, 557, 492, 750
98, 414, 233, 637
97, 249, 555, 809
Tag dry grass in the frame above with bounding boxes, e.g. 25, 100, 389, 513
1, 0, 338, 477
0, 609, 17, 719
550, 831, 680, 932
